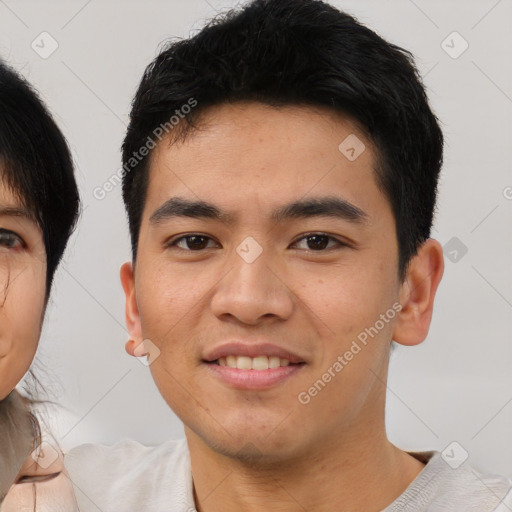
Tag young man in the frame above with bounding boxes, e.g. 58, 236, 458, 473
66, 0, 512, 510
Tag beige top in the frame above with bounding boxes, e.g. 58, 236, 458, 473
1, 444, 79, 512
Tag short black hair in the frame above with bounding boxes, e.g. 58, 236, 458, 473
122, 0, 443, 277
0, 59, 80, 296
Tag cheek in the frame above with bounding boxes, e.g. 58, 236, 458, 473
297, 262, 394, 326
136, 262, 207, 341
294, 262, 399, 385
11, 270, 46, 345
0, 268, 45, 397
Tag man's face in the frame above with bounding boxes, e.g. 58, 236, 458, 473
122, 102, 404, 461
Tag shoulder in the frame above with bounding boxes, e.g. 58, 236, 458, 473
65, 438, 193, 512
65, 437, 189, 476
442, 464, 512, 511
66, 437, 187, 467
387, 451, 512, 512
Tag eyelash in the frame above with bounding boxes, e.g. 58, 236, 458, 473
165, 232, 349, 253
0, 228, 25, 250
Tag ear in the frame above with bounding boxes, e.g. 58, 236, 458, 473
392, 239, 444, 347
120, 261, 143, 357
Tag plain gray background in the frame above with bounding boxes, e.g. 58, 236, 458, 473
1, 0, 511, 476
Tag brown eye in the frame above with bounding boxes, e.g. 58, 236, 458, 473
292, 233, 345, 251
168, 234, 218, 251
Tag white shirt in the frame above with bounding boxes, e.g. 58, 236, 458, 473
65, 438, 512, 511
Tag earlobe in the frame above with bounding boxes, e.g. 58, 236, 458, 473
120, 262, 143, 356
125, 338, 148, 357
392, 239, 444, 347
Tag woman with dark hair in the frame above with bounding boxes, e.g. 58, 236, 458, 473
0, 58, 80, 510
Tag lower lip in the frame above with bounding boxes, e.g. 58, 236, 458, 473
205, 362, 305, 390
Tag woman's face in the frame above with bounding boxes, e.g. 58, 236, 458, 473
0, 178, 47, 400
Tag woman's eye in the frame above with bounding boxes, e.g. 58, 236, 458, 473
292, 233, 345, 251
0, 230, 24, 249
168, 234, 218, 251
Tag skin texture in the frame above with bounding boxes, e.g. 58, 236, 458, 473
121, 102, 444, 511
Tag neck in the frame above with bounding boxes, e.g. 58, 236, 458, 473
186, 419, 425, 512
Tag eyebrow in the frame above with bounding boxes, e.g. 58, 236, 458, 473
149, 195, 368, 226
0, 206, 36, 222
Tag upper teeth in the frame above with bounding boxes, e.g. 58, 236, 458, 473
218, 355, 291, 370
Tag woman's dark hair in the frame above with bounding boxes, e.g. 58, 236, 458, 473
122, 0, 443, 279
0, 59, 80, 296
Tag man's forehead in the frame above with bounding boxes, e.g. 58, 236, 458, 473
151, 101, 371, 155
143, 102, 380, 223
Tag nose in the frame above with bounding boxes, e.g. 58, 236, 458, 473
210, 240, 294, 326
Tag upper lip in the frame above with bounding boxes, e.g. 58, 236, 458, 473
203, 341, 306, 364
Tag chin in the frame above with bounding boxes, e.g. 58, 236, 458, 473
187, 419, 305, 468
213, 437, 295, 467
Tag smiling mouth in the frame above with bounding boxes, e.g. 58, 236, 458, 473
205, 353, 305, 390
211, 355, 304, 370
